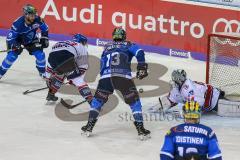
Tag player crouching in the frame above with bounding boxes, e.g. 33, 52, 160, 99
160, 69, 225, 114
160, 101, 222, 160
45, 34, 93, 104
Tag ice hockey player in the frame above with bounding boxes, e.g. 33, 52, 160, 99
81, 28, 150, 140
160, 69, 225, 113
160, 101, 222, 160
0, 4, 49, 79
45, 34, 93, 103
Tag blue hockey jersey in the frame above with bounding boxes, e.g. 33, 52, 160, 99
100, 41, 145, 79
6, 16, 48, 46
160, 123, 222, 160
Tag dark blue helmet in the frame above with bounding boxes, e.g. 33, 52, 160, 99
112, 28, 126, 41
73, 34, 87, 45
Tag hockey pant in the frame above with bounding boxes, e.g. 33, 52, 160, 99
88, 77, 144, 122
46, 65, 93, 103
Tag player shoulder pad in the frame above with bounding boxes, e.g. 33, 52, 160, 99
34, 16, 44, 23
11, 16, 25, 32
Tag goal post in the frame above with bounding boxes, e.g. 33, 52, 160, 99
206, 33, 240, 100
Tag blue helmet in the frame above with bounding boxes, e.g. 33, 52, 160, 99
73, 34, 87, 45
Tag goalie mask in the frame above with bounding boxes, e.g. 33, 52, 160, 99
171, 69, 187, 86
183, 101, 201, 123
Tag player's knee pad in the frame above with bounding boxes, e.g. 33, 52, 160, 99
123, 91, 139, 105
1, 51, 18, 70
94, 89, 110, 104
33, 50, 46, 74
48, 74, 65, 93
78, 83, 93, 103
90, 98, 104, 110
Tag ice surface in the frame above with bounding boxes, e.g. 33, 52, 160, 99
0, 37, 239, 160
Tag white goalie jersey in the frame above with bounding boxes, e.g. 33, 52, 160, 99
168, 79, 221, 112
51, 40, 89, 70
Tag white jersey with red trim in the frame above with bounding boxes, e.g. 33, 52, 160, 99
51, 40, 88, 70
168, 79, 220, 112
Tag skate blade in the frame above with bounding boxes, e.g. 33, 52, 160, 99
138, 134, 151, 141
45, 101, 57, 105
81, 131, 92, 137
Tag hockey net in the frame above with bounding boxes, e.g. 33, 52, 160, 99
206, 33, 240, 101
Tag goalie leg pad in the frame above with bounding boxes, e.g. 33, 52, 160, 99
217, 99, 240, 117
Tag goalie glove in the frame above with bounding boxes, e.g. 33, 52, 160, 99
136, 63, 148, 80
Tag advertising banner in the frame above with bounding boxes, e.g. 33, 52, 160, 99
0, 0, 239, 60
188, 0, 240, 7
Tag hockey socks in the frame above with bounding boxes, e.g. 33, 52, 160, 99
130, 100, 144, 122
0, 51, 18, 77
33, 50, 46, 76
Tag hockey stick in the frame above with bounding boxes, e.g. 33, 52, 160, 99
23, 86, 48, 95
158, 97, 163, 111
60, 98, 87, 109
0, 45, 26, 53
23, 81, 70, 95
0, 49, 10, 53
158, 97, 181, 115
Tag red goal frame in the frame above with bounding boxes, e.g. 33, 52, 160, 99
206, 33, 240, 84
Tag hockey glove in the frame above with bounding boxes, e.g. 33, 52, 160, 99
11, 43, 23, 54
137, 63, 148, 80
40, 36, 49, 48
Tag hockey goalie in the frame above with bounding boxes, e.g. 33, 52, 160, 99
160, 69, 240, 117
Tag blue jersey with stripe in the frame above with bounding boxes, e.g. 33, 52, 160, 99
160, 123, 222, 160
6, 16, 48, 46
100, 41, 145, 79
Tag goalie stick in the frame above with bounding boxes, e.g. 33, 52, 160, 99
158, 97, 181, 116
60, 98, 87, 109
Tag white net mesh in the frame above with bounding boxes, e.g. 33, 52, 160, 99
208, 33, 240, 101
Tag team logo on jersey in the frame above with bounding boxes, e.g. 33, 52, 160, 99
172, 126, 184, 133
32, 23, 40, 29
